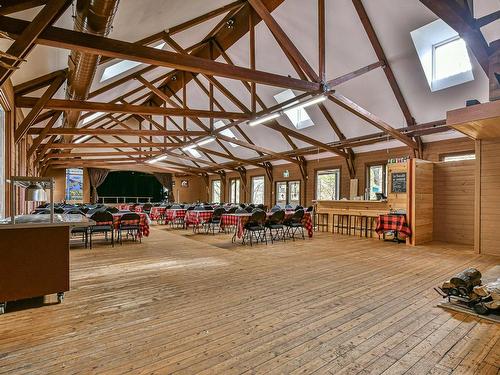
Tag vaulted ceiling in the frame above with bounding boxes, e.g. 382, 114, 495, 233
0, 0, 499, 175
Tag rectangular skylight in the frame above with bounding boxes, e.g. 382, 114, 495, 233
100, 42, 166, 82
273, 89, 314, 129
187, 148, 202, 158
82, 112, 105, 124
214, 120, 238, 147
433, 37, 472, 81
411, 19, 473, 92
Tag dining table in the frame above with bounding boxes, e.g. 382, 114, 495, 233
221, 211, 313, 242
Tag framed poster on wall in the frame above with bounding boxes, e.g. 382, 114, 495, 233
391, 172, 407, 193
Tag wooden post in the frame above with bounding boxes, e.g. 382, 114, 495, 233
474, 140, 481, 254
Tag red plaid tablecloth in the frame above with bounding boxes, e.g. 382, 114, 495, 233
149, 206, 166, 220
221, 212, 313, 239
117, 204, 129, 211
112, 212, 150, 237
185, 210, 214, 228
134, 205, 143, 213
165, 209, 187, 223
375, 214, 411, 238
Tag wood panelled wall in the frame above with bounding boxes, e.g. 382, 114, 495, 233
479, 138, 500, 256
433, 160, 475, 245
1, 80, 36, 216
43, 167, 91, 203
204, 137, 474, 208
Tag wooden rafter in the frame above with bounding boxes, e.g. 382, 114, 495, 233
328, 92, 418, 149
352, 0, 415, 126
0, 15, 319, 92
0, 0, 70, 86
248, 0, 319, 82
27, 128, 209, 137
26, 111, 61, 159
16, 97, 250, 120
14, 71, 66, 143
419, 0, 491, 75
0, 0, 48, 15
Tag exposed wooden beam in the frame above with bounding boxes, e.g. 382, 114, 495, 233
419, 0, 490, 75
248, 0, 319, 82
99, 1, 245, 65
328, 92, 418, 149
27, 128, 209, 137
475, 10, 500, 28
13, 68, 67, 96
45, 150, 163, 159
0, 15, 320, 92
0, 0, 47, 16
318, 0, 326, 82
15, 97, 250, 120
215, 134, 300, 164
262, 120, 348, 158
352, 0, 415, 126
44, 142, 183, 149
27, 111, 61, 158
14, 71, 66, 143
0, 0, 70, 86
326, 61, 384, 87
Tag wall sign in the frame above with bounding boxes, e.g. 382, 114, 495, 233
391, 172, 407, 193
283, 170, 290, 178
181, 180, 189, 188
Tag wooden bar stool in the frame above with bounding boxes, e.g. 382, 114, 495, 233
314, 212, 329, 232
333, 214, 349, 234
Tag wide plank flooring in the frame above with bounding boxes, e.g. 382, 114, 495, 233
0, 226, 499, 374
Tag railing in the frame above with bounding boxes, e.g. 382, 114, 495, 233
98, 196, 152, 204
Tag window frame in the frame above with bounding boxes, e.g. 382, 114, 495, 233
440, 151, 476, 162
229, 178, 241, 204
250, 175, 265, 205
365, 162, 387, 200
211, 179, 221, 203
314, 167, 341, 201
275, 180, 301, 207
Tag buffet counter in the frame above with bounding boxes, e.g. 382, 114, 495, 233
0, 214, 95, 314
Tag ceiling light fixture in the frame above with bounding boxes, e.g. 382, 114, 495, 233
248, 113, 280, 127
289, 95, 327, 110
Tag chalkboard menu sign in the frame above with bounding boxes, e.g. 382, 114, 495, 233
391, 172, 407, 193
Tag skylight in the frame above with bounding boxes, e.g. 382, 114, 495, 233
433, 37, 472, 81
214, 120, 238, 148
100, 42, 166, 82
411, 19, 473, 92
187, 148, 202, 158
82, 112, 105, 124
273, 89, 314, 129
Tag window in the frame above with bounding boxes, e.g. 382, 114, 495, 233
211, 180, 221, 203
229, 179, 240, 203
187, 148, 202, 158
274, 89, 314, 129
442, 153, 476, 162
316, 169, 340, 200
0, 106, 4, 218
82, 112, 105, 125
214, 120, 238, 148
433, 37, 472, 81
65, 168, 84, 202
276, 181, 301, 207
411, 19, 473, 92
367, 164, 387, 200
100, 42, 166, 82
251, 176, 265, 205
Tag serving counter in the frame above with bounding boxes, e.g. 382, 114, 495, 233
0, 214, 95, 314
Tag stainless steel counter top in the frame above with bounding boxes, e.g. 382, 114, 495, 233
0, 214, 96, 229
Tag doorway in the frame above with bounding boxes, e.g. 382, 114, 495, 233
275, 180, 300, 208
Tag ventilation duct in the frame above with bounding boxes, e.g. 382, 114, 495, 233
65, 0, 120, 130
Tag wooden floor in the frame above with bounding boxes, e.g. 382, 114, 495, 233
1, 226, 499, 374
